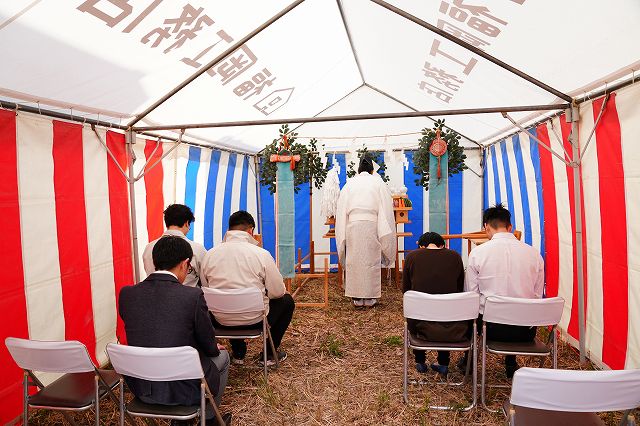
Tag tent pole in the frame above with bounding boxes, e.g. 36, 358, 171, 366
369, 0, 572, 103
126, 129, 141, 283
127, 0, 306, 127
569, 105, 586, 364
255, 156, 263, 236
133, 103, 569, 132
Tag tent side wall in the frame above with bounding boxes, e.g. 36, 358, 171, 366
132, 142, 259, 281
259, 149, 483, 268
0, 109, 259, 423
483, 81, 640, 370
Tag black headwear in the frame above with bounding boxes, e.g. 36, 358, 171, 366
357, 154, 374, 174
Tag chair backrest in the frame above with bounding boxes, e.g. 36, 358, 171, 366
5, 337, 95, 373
483, 296, 564, 327
511, 367, 640, 412
106, 344, 203, 381
202, 287, 265, 316
403, 291, 480, 322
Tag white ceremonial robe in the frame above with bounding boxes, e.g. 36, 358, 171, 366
335, 172, 396, 298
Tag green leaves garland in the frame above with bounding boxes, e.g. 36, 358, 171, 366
259, 124, 329, 195
345, 146, 390, 182
412, 119, 467, 190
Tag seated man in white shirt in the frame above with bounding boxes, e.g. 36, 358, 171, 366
201, 211, 295, 366
142, 204, 208, 288
464, 203, 544, 377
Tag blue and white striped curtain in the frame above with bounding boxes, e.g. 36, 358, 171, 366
174, 145, 258, 249
259, 149, 482, 266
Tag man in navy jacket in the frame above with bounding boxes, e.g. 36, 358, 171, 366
119, 235, 230, 424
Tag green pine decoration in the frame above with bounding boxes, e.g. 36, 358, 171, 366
259, 124, 329, 195
412, 119, 467, 190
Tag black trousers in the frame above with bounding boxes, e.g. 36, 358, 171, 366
414, 350, 450, 366
211, 294, 295, 359
464, 315, 537, 368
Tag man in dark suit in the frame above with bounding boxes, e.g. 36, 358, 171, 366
119, 235, 231, 425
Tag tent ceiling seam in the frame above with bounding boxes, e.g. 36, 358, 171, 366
369, 0, 573, 103
336, 0, 365, 85
127, 0, 306, 127
364, 83, 482, 148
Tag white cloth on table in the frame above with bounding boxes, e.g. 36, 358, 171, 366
335, 172, 396, 299
142, 229, 208, 288
464, 232, 544, 313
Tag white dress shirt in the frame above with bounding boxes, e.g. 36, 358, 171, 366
465, 232, 544, 313
142, 229, 208, 288
200, 230, 286, 325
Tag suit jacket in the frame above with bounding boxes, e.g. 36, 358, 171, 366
118, 272, 220, 406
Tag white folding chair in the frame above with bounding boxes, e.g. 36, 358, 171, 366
5, 337, 121, 426
506, 367, 640, 425
481, 296, 565, 411
402, 290, 480, 410
203, 287, 278, 379
106, 343, 225, 426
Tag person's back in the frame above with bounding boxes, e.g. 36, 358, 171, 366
142, 204, 207, 288
340, 172, 386, 214
201, 211, 293, 366
119, 236, 230, 422
202, 230, 285, 326
464, 203, 544, 377
402, 232, 466, 376
467, 232, 544, 308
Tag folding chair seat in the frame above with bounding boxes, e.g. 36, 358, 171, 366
5, 337, 121, 426
203, 287, 278, 379
480, 296, 565, 411
504, 367, 640, 425
402, 290, 480, 410
106, 343, 226, 426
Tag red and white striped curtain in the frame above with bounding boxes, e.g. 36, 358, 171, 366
0, 112, 135, 421
483, 82, 640, 370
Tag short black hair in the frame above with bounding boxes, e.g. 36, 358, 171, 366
152, 236, 193, 271
164, 204, 195, 228
418, 232, 446, 248
483, 203, 511, 229
357, 154, 374, 174
229, 210, 255, 230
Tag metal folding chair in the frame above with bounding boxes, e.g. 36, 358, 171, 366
106, 343, 225, 426
203, 287, 278, 379
505, 367, 640, 425
402, 290, 480, 410
481, 296, 565, 411
5, 337, 121, 426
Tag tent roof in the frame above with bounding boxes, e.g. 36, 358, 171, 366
1, 0, 639, 153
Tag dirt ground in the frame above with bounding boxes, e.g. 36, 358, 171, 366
32, 275, 622, 425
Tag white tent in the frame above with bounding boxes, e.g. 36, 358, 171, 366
1, 0, 640, 422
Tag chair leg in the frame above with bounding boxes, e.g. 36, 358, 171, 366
204, 381, 225, 426
22, 372, 28, 426
266, 325, 279, 369
403, 324, 408, 404
201, 382, 206, 426
263, 323, 268, 380
95, 375, 100, 426
119, 379, 125, 426
480, 323, 492, 411
553, 327, 558, 369
471, 321, 478, 409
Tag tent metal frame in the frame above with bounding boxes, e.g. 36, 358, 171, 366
6, 0, 631, 364
132, 103, 569, 132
